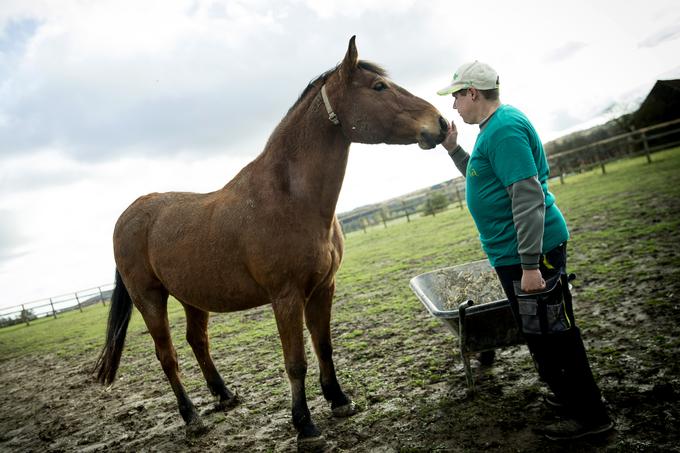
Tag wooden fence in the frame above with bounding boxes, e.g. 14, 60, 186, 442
548, 118, 680, 182
0, 283, 115, 328
342, 118, 680, 233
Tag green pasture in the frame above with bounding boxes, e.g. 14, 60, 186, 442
1, 146, 679, 374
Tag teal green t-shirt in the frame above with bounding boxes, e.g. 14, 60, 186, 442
465, 104, 569, 266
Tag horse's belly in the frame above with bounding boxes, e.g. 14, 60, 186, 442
154, 258, 270, 313
189, 296, 270, 313
169, 282, 270, 313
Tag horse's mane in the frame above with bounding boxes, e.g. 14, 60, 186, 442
287, 60, 388, 115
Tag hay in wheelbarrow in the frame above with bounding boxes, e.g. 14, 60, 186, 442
409, 259, 525, 392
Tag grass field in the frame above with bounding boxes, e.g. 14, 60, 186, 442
1, 147, 679, 452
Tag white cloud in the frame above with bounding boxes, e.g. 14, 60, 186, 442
638, 22, 680, 48
300, 0, 416, 18
0, 1, 302, 160
542, 42, 588, 63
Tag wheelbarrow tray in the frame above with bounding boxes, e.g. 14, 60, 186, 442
409, 259, 524, 354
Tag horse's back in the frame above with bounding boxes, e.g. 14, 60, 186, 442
114, 191, 212, 245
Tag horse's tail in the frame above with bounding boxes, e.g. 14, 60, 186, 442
94, 269, 133, 385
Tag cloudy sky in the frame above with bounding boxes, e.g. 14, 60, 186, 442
1, 0, 679, 310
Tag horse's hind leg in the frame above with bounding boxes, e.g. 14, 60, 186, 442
182, 303, 238, 409
304, 282, 356, 417
134, 289, 206, 435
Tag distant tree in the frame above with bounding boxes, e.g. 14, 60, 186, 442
603, 100, 640, 134
20, 308, 36, 325
422, 192, 449, 216
0, 309, 36, 328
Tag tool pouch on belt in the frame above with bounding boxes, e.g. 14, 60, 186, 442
513, 273, 571, 335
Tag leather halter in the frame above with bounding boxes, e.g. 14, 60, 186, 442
320, 85, 340, 126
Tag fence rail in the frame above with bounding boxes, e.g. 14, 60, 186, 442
0, 283, 115, 328
548, 118, 680, 180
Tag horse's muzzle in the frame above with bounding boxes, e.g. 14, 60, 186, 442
418, 116, 448, 149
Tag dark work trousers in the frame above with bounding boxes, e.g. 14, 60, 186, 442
494, 243, 610, 425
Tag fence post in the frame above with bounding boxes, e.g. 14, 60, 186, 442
455, 185, 463, 209
641, 131, 652, 164
402, 201, 410, 223
596, 147, 606, 175
21, 304, 30, 326
627, 129, 635, 156
98, 287, 106, 306
75, 292, 83, 312
559, 166, 565, 185
50, 298, 57, 319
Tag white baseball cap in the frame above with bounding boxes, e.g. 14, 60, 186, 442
437, 61, 499, 96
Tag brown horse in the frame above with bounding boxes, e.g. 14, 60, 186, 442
94, 36, 446, 446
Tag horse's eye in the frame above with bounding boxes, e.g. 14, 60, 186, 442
373, 82, 387, 91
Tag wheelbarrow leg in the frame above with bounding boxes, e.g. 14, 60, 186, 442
459, 300, 475, 394
461, 351, 474, 392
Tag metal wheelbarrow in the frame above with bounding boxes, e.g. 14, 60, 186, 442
409, 259, 525, 392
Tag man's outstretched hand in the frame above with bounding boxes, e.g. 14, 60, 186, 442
442, 120, 458, 152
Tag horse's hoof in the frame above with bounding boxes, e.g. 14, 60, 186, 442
297, 434, 326, 452
216, 393, 240, 411
185, 418, 209, 437
332, 401, 357, 418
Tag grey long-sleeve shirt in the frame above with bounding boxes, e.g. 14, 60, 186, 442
448, 144, 545, 269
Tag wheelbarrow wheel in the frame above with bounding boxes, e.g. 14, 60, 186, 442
477, 350, 496, 366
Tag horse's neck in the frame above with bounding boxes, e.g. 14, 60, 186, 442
259, 93, 351, 222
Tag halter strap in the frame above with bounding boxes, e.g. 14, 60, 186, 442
320, 85, 340, 126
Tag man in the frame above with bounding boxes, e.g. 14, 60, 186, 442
436, 61, 613, 440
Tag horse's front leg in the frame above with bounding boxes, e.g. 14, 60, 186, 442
304, 282, 355, 416
272, 293, 324, 447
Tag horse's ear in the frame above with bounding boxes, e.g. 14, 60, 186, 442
340, 35, 358, 84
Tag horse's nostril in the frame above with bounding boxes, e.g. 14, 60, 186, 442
438, 116, 448, 132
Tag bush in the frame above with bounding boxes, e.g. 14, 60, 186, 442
421, 193, 449, 216
0, 309, 37, 328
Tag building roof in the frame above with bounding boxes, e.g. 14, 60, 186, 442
634, 79, 680, 128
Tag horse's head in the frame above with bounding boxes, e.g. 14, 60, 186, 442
324, 36, 447, 149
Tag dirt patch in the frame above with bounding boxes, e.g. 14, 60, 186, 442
1, 262, 679, 452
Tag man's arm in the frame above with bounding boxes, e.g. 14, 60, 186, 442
448, 145, 469, 176
507, 176, 546, 291
442, 121, 469, 176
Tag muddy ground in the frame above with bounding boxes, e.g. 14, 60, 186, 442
1, 255, 679, 453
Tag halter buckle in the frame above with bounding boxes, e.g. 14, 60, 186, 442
321, 85, 340, 126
